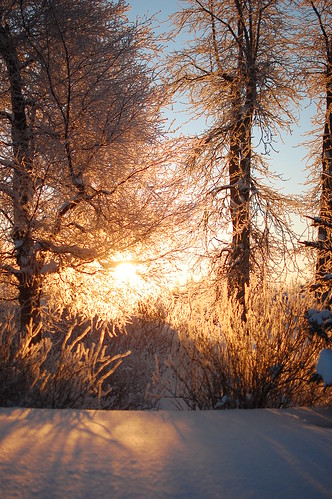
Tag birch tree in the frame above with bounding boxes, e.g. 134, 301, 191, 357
169, 0, 298, 311
0, 0, 171, 336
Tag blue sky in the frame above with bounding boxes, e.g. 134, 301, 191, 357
128, 0, 180, 20
127, 0, 314, 202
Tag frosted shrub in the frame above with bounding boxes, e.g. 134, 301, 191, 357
306, 304, 332, 387
0, 296, 176, 410
104, 298, 178, 409
163, 283, 331, 409
0, 314, 49, 407
0, 311, 129, 408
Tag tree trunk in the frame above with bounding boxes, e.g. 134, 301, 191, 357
225, 17, 253, 317
0, 23, 43, 339
316, 36, 332, 300
17, 272, 42, 336
227, 110, 251, 315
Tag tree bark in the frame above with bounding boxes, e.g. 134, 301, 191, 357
227, 105, 252, 315
0, 23, 43, 339
225, 16, 254, 317
316, 38, 332, 289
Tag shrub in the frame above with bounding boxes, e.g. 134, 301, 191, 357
0, 311, 129, 409
104, 298, 178, 409
160, 282, 331, 409
1, 281, 330, 411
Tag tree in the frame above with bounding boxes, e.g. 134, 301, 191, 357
168, 0, 298, 313
299, 0, 332, 300
0, 0, 170, 336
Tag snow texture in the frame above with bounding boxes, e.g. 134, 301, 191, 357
317, 349, 332, 387
307, 308, 332, 327
0, 407, 332, 498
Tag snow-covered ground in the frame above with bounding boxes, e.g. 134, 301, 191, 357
0, 407, 331, 498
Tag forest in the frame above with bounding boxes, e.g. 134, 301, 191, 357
0, 0, 331, 410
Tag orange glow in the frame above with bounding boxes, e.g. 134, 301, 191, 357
113, 262, 138, 284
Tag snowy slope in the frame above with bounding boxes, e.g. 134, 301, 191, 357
0, 407, 331, 498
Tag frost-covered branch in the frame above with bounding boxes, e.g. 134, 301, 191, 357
0, 183, 14, 199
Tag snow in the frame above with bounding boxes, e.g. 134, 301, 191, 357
307, 308, 332, 327
40, 260, 59, 275
0, 407, 331, 498
317, 350, 332, 387
14, 239, 24, 249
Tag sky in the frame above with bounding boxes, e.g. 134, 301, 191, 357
128, 0, 180, 20
1, 406, 331, 498
127, 0, 315, 202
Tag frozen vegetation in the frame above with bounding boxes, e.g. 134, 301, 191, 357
1, 283, 331, 410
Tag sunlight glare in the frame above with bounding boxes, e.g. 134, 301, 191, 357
113, 262, 138, 284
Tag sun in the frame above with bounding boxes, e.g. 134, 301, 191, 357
113, 262, 139, 284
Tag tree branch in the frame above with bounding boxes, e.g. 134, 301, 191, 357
0, 110, 13, 123
37, 239, 97, 260
310, 0, 331, 60
0, 183, 15, 199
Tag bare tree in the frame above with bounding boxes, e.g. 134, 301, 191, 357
0, 0, 173, 336
167, 0, 299, 313
299, 0, 332, 299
